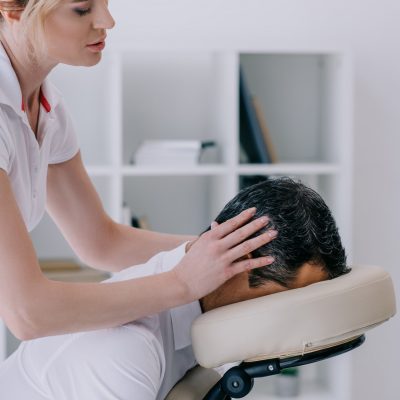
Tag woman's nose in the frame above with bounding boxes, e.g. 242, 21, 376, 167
93, 4, 116, 30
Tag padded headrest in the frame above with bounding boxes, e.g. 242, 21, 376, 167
191, 265, 396, 368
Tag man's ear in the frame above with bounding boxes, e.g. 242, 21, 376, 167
237, 252, 253, 262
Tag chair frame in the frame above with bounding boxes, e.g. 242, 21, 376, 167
204, 335, 365, 399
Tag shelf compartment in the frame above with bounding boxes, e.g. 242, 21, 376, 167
122, 175, 236, 235
239, 53, 351, 164
121, 51, 237, 166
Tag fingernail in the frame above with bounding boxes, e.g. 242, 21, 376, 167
247, 207, 256, 215
269, 230, 278, 238
260, 216, 269, 224
211, 221, 218, 229
266, 256, 275, 263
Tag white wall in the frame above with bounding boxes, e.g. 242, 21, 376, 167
108, 1, 400, 399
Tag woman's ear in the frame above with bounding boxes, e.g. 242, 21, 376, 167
0, 9, 23, 23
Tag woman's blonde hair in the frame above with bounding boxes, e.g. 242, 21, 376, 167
0, 0, 63, 59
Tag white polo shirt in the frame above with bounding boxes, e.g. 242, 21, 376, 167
0, 242, 202, 400
0, 42, 79, 232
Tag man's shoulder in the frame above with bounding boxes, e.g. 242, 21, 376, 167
105, 242, 189, 283
104, 252, 165, 283
159, 241, 189, 273
124, 313, 163, 339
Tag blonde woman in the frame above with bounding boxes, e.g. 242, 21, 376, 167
0, 0, 275, 357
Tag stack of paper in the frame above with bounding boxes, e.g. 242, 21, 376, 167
133, 140, 216, 166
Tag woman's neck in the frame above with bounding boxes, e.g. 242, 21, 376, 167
0, 29, 56, 112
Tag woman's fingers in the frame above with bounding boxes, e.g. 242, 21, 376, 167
210, 221, 219, 229
174, 209, 278, 302
210, 207, 257, 239
227, 229, 278, 262
220, 215, 270, 249
210, 210, 277, 262
226, 255, 275, 280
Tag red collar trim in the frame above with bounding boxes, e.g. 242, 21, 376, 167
21, 88, 52, 113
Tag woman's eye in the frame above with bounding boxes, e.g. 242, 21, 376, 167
74, 7, 91, 16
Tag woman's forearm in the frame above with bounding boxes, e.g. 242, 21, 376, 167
88, 221, 198, 271
17, 270, 187, 340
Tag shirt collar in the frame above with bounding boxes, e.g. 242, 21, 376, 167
161, 241, 202, 351
0, 41, 61, 117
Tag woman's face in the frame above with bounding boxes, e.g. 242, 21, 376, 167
44, 0, 115, 66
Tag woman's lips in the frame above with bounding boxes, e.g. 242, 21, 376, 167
86, 41, 106, 52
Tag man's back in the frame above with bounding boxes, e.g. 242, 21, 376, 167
0, 242, 200, 400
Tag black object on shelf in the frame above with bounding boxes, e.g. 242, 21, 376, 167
201, 141, 217, 149
131, 216, 140, 228
239, 66, 270, 164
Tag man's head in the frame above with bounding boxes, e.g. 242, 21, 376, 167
191, 177, 350, 312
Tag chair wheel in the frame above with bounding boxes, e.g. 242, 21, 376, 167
221, 367, 254, 398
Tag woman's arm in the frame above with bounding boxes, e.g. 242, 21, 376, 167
0, 160, 274, 340
0, 168, 187, 340
46, 152, 197, 272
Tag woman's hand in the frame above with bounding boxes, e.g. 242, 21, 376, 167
173, 207, 277, 301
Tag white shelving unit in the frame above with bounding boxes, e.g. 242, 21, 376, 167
1, 47, 353, 400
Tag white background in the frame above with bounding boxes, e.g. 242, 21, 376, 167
106, 1, 400, 399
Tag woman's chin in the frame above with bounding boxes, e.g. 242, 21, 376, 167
84, 54, 102, 67
56, 51, 103, 68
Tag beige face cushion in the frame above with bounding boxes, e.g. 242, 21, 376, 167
191, 265, 397, 369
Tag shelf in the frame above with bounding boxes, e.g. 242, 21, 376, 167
117, 163, 340, 176
238, 163, 340, 175
121, 165, 230, 176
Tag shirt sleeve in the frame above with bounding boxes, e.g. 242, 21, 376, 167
44, 325, 164, 400
48, 98, 80, 164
